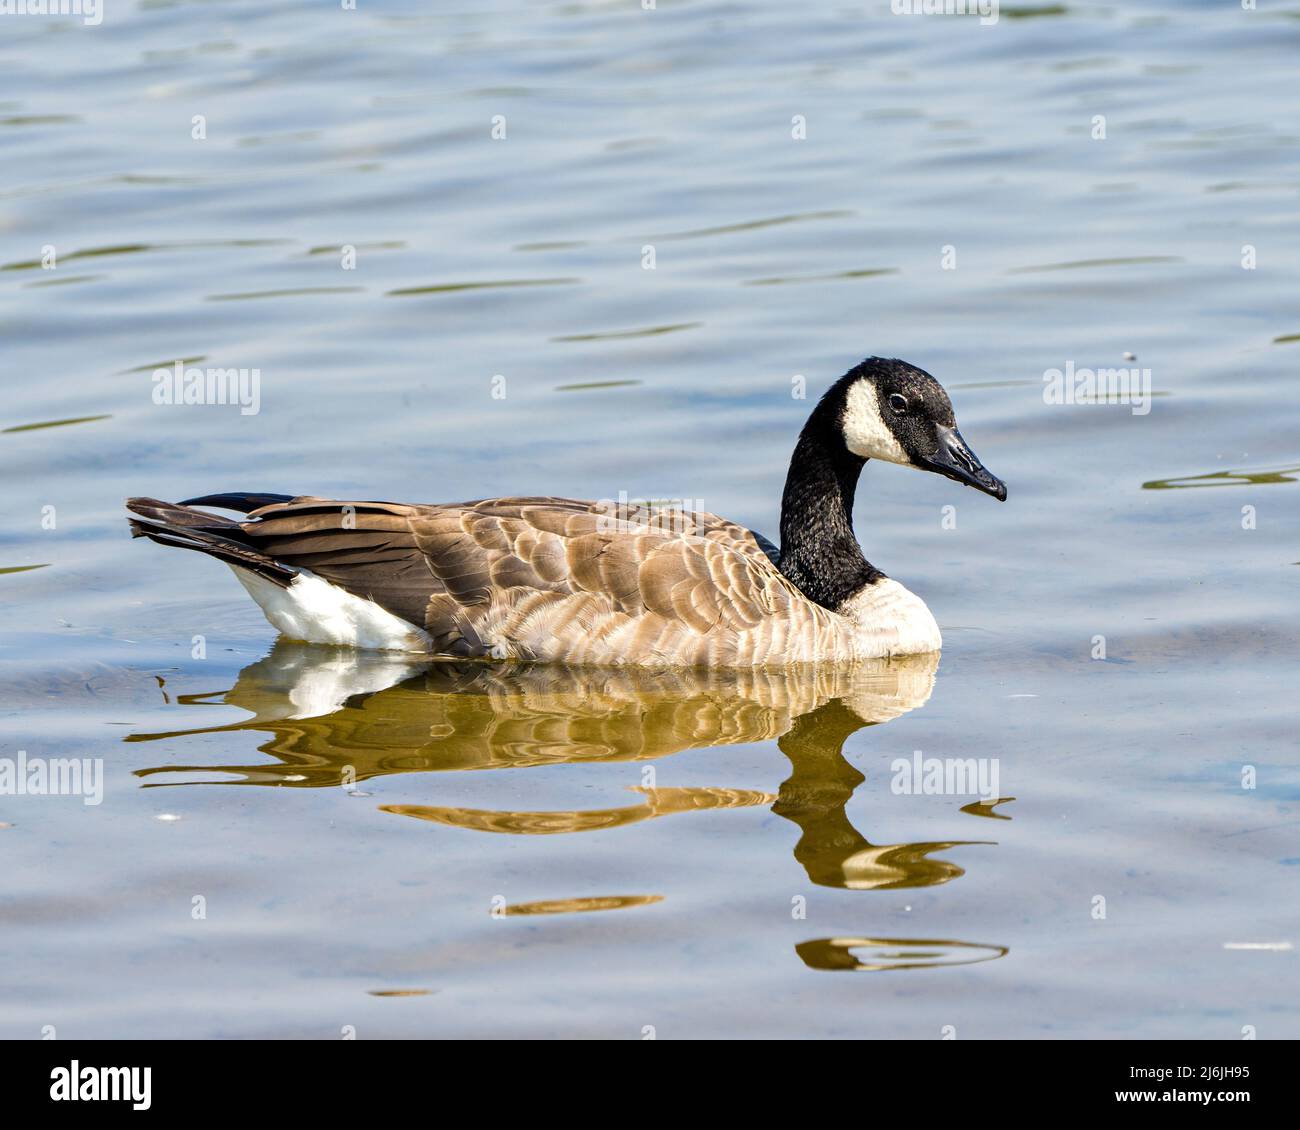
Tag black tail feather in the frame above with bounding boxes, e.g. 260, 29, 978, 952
180, 492, 296, 514
126, 497, 297, 587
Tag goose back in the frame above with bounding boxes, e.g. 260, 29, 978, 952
192, 494, 878, 665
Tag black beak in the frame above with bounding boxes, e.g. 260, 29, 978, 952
919, 426, 1007, 501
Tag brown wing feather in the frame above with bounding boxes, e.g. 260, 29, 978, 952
228, 495, 797, 662
237, 499, 438, 628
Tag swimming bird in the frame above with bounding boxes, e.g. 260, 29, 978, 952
126, 357, 1006, 665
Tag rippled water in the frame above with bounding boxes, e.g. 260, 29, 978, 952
2, 1, 1298, 1038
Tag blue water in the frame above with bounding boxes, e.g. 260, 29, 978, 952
1, 0, 1297, 1037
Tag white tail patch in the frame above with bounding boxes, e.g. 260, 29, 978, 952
230, 566, 432, 652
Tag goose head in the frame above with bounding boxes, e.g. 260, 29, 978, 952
835, 357, 1007, 500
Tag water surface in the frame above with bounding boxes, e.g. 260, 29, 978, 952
1, 0, 1297, 1038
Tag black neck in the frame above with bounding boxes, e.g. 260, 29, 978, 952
776, 414, 883, 611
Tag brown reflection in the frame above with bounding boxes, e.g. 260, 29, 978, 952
795, 937, 1008, 972
504, 895, 663, 916
773, 702, 991, 890
960, 796, 1015, 820
382, 785, 775, 835
124, 645, 1010, 967
383, 801, 651, 835
128, 643, 939, 789
125, 645, 988, 881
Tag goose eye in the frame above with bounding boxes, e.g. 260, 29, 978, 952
888, 393, 908, 414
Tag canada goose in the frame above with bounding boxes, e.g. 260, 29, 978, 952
126, 357, 1006, 665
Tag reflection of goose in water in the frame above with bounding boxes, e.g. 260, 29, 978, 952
796, 937, 1008, 972
773, 700, 991, 890
129, 645, 1005, 962
383, 786, 781, 837
129, 644, 986, 888
129, 643, 940, 787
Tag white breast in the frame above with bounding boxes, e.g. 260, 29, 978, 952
230, 566, 433, 652
837, 578, 942, 658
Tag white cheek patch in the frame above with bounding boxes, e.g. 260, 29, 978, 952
842, 381, 911, 465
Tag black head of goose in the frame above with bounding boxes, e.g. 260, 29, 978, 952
126, 356, 1005, 666
777, 356, 1005, 613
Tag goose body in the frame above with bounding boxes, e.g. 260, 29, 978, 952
127, 357, 1006, 666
